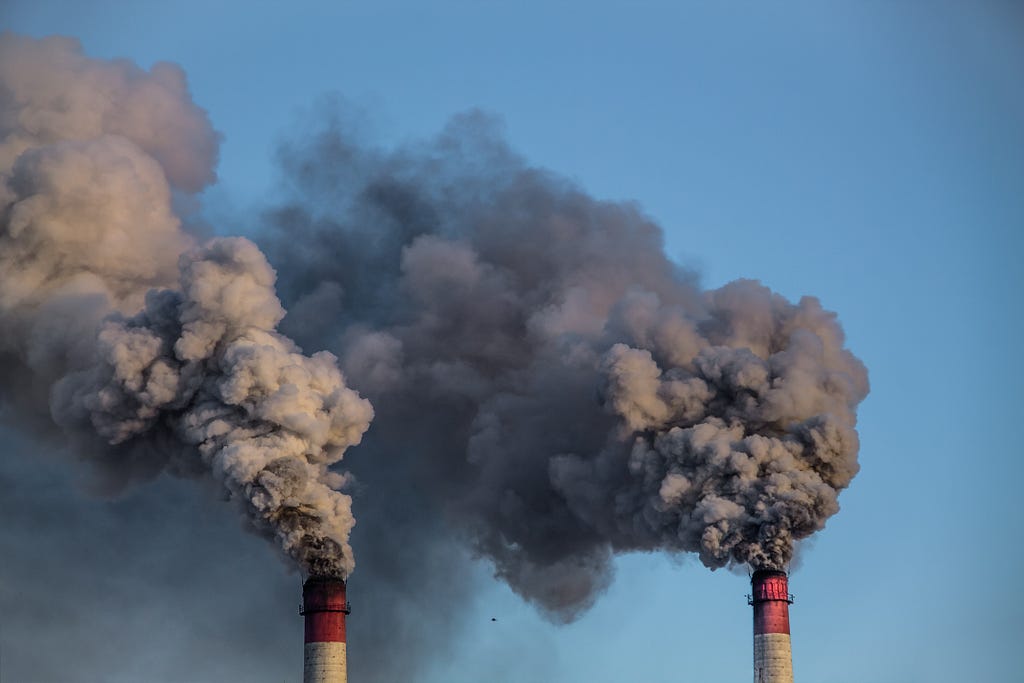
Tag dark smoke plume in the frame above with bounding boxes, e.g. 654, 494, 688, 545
0, 32, 868, 682
266, 105, 869, 622
0, 33, 372, 577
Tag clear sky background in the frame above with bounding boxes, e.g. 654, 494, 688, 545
1, 1, 1022, 682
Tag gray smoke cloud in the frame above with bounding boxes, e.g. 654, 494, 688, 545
265, 104, 869, 624
0, 31, 869, 682
0, 33, 372, 578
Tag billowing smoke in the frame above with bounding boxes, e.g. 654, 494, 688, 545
0, 33, 372, 577
266, 106, 869, 622
1, 31, 869, 683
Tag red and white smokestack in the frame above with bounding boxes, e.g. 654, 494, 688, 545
748, 569, 794, 683
301, 576, 349, 683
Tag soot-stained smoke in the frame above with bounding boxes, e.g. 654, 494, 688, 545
1, 30, 869, 682
267, 104, 869, 621
0, 33, 372, 577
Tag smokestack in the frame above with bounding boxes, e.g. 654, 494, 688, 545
749, 569, 794, 683
301, 576, 349, 683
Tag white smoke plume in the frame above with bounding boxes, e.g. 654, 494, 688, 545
0, 33, 372, 577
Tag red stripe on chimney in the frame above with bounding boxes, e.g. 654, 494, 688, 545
750, 570, 792, 635
302, 577, 348, 643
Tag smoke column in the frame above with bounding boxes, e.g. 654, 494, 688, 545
266, 104, 869, 628
0, 33, 372, 578
0, 32, 869, 682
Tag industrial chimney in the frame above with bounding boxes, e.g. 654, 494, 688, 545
301, 576, 349, 683
748, 569, 794, 683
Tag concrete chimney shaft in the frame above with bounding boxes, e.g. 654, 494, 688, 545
301, 577, 349, 683
749, 569, 794, 683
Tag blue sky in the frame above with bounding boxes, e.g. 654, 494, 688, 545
2, 1, 1022, 681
